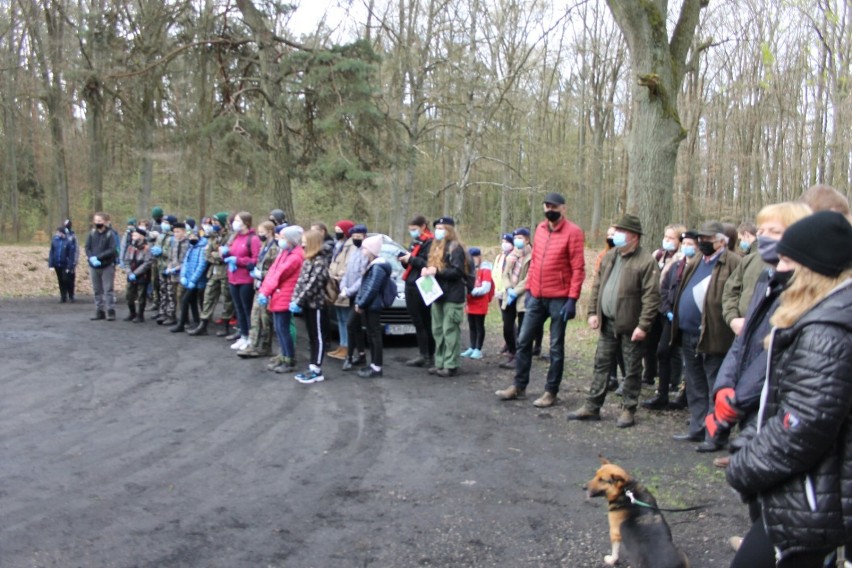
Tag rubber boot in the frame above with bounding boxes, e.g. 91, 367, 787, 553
134, 299, 146, 323
188, 319, 209, 336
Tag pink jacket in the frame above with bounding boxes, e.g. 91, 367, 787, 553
226, 230, 261, 285
259, 246, 305, 312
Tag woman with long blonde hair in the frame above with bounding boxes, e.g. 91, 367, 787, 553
421, 216, 467, 377
290, 229, 331, 383
726, 211, 852, 568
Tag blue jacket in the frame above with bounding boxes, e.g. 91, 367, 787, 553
49, 235, 76, 270
181, 237, 209, 289
713, 268, 783, 411
355, 259, 391, 312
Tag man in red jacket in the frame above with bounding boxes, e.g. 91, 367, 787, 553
495, 192, 586, 407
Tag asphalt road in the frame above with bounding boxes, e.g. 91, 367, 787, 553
1, 298, 748, 567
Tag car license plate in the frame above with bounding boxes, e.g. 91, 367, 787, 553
385, 324, 416, 335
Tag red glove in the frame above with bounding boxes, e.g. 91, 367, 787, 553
714, 387, 741, 424
705, 413, 725, 439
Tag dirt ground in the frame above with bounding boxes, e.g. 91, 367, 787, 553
1, 289, 750, 568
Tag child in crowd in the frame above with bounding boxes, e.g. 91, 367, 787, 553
353, 234, 392, 378
123, 227, 153, 322
259, 225, 305, 374
238, 221, 280, 358
172, 229, 208, 332
461, 248, 494, 359
290, 229, 331, 384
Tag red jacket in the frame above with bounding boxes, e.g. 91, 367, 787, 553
527, 217, 585, 299
259, 246, 305, 312
465, 265, 494, 315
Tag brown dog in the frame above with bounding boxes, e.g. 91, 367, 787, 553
584, 458, 689, 568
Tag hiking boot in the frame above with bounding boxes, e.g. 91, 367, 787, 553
669, 389, 688, 410
215, 322, 230, 337
273, 357, 296, 373
91, 310, 106, 321
123, 312, 136, 322
295, 370, 325, 384
267, 356, 284, 371
237, 347, 262, 358
133, 313, 145, 323
155, 315, 167, 325
533, 392, 557, 408
566, 406, 601, 422
326, 346, 347, 360
169, 322, 186, 333
162, 318, 177, 326
495, 385, 525, 400
357, 367, 383, 379
498, 355, 515, 369
616, 409, 635, 428
641, 394, 669, 410
436, 367, 457, 377
405, 355, 427, 367
188, 320, 209, 336
427, 366, 441, 375
106, 310, 116, 321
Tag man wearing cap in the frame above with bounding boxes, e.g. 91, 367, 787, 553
148, 207, 165, 308
189, 212, 235, 336
160, 221, 189, 326
495, 192, 586, 407
671, 220, 741, 451
122, 227, 153, 322
566, 214, 660, 427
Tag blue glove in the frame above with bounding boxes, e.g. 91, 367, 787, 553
128, 273, 137, 282
257, 293, 269, 307
506, 289, 517, 305
667, 311, 674, 322
225, 257, 238, 272
151, 246, 162, 257
289, 301, 302, 314
180, 277, 188, 287
250, 267, 262, 280
185, 280, 195, 290
559, 298, 577, 322
89, 256, 101, 267
219, 245, 229, 257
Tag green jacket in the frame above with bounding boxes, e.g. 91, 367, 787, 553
672, 248, 741, 354
204, 230, 231, 281
722, 251, 768, 325
589, 245, 661, 335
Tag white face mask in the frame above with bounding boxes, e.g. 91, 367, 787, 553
277, 238, 287, 249
501, 242, 513, 253
202, 224, 214, 234
232, 219, 244, 232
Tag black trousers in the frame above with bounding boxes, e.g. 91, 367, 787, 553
656, 317, 683, 397
55, 268, 75, 300
501, 303, 524, 354
643, 312, 663, 381
730, 518, 834, 568
468, 314, 486, 350
405, 283, 434, 358
354, 310, 383, 366
304, 307, 328, 368
346, 303, 367, 357
179, 288, 201, 326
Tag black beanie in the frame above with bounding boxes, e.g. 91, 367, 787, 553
777, 211, 852, 277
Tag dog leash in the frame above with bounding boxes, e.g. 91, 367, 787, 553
624, 490, 709, 513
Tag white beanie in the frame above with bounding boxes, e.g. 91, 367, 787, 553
363, 234, 383, 257
281, 225, 304, 245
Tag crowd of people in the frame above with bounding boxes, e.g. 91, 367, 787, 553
48, 185, 851, 567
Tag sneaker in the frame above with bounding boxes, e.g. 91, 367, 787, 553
267, 356, 284, 371
468, 349, 483, 360
237, 347, 261, 358
273, 357, 296, 373
405, 355, 427, 367
460, 347, 474, 358
532, 392, 557, 408
436, 368, 457, 377
498, 355, 515, 369
326, 346, 347, 360
294, 370, 325, 384
566, 406, 601, 421
616, 409, 635, 428
357, 367, 383, 378
495, 385, 525, 400
230, 337, 248, 350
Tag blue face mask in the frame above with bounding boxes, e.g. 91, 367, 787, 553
513, 238, 525, 249
682, 245, 696, 258
277, 238, 287, 249
434, 229, 446, 241
739, 240, 751, 253
612, 231, 628, 248
409, 229, 421, 239
662, 239, 676, 252
212, 225, 221, 232
161, 223, 171, 233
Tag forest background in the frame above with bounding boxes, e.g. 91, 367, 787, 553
0, 0, 849, 246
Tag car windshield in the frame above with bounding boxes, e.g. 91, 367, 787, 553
379, 241, 405, 280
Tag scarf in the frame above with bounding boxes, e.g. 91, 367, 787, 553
402, 230, 434, 281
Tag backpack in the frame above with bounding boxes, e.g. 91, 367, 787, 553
380, 272, 399, 308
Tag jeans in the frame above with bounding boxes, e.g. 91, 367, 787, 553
335, 306, 351, 347
585, 317, 645, 411
90, 264, 115, 312
273, 311, 295, 358
405, 283, 434, 358
229, 283, 255, 337
513, 296, 570, 394
681, 332, 725, 440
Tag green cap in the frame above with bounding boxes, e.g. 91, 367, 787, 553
151, 206, 163, 219
127, 217, 137, 226
214, 212, 229, 226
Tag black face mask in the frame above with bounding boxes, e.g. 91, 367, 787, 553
94, 223, 105, 230
189, 238, 199, 245
771, 269, 794, 288
544, 210, 561, 223
352, 238, 363, 248
258, 234, 268, 242
698, 241, 717, 257
606, 238, 615, 248
335, 231, 345, 241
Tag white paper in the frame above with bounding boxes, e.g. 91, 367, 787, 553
416, 275, 443, 306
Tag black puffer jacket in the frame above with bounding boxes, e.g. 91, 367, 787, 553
727, 279, 852, 558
